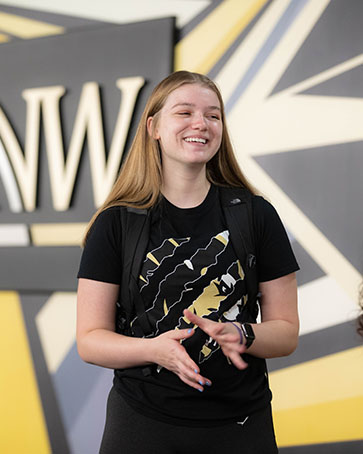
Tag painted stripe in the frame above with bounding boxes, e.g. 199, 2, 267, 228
268, 320, 362, 372
297, 276, 359, 335
270, 347, 363, 411
271, 347, 363, 445
0, 291, 50, 453
0, 32, 10, 42
216, 0, 291, 101
0, 224, 30, 246
35, 292, 77, 374
225, 0, 309, 112
224, 151, 361, 303
0, 11, 64, 38
276, 52, 363, 98
175, 0, 268, 74
0, 138, 23, 212
30, 223, 87, 246
274, 396, 363, 447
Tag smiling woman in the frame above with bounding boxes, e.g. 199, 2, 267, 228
76, 71, 299, 454
147, 83, 224, 206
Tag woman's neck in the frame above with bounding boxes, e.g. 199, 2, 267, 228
161, 166, 210, 208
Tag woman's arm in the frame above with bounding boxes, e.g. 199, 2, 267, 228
77, 278, 211, 390
183, 272, 299, 368
245, 272, 299, 358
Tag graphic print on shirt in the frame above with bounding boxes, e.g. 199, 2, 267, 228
136, 230, 247, 364
178, 260, 247, 363
139, 237, 190, 290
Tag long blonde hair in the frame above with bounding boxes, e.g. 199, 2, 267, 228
84, 71, 256, 244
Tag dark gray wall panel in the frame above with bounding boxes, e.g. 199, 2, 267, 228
255, 142, 363, 273
272, 0, 363, 95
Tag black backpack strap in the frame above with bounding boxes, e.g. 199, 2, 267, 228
117, 206, 153, 336
219, 186, 260, 322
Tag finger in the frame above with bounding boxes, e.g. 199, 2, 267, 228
169, 327, 195, 341
183, 309, 222, 335
228, 351, 248, 370
174, 344, 202, 374
179, 374, 205, 392
179, 368, 212, 391
183, 309, 205, 326
183, 367, 212, 388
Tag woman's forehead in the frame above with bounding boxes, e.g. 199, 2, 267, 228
164, 83, 220, 108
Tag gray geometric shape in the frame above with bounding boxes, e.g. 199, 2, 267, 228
267, 320, 362, 372
280, 440, 363, 454
68, 369, 113, 454
290, 239, 325, 287
52, 343, 107, 435
254, 142, 363, 273
300, 64, 363, 98
272, 0, 363, 95
0, 246, 82, 291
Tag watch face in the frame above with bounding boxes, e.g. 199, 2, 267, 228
243, 323, 255, 340
242, 323, 255, 348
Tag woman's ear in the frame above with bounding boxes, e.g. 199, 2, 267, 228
147, 116, 160, 139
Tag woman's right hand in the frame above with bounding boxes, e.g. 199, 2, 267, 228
150, 328, 211, 392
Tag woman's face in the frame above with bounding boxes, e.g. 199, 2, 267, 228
148, 83, 223, 171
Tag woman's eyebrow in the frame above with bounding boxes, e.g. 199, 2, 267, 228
171, 102, 221, 110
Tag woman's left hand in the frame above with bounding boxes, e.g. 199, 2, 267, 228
183, 309, 248, 370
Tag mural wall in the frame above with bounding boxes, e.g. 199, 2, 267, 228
0, 1, 362, 452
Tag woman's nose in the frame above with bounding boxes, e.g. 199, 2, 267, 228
191, 113, 207, 129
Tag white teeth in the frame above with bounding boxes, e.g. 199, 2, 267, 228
184, 137, 206, 144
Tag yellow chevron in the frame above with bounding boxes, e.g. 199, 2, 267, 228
274, 396, 363, 447
0, 12, 64, 39
175, 0, 268, 74
270, 346, 363, 446
0, 292, 50, 453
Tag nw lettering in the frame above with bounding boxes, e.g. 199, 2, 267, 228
0, 76, 145, 212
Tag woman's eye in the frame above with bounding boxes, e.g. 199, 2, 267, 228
178, 112, 190, 116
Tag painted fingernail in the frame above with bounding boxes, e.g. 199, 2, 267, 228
198, 380, 204, 386
194, 369, 198, 374
205, 381, 211, 386
198, 388, 203, 392
187, 329, 192, 334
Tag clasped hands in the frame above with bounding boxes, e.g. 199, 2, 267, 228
150, 309, 248, 392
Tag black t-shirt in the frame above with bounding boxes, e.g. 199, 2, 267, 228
78, 185, 299, 426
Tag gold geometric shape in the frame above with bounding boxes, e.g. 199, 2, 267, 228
274, 396, 363, 447
270, 346, 363, 446
175, 0, 268, 74
0, 291, 51, 453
